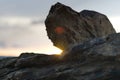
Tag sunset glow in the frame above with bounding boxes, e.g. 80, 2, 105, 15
0, 46, 62, 56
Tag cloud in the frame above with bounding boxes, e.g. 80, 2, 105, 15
0, 41, 7, 48
0, 16, 33, 26
0, 16, 50, 49
0, 26, 29, 48
31, 19, 44, 25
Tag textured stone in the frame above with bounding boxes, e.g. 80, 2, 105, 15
0, 33, 120, 80
45, 2, 116, 50
62, 33, 120, 60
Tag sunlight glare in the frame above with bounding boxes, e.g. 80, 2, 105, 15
40, 46, 63, 55
0, 46, 63, 56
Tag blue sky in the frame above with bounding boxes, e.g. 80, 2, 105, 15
0, 0, 120, 56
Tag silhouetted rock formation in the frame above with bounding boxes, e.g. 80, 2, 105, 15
0, 33, 120, 80
0, 2, 120, 80
45, 2, 116, 50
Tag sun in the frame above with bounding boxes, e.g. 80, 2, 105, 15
42, 46, 63, 55
21, 46, 63, 55
0, 46, 63, 56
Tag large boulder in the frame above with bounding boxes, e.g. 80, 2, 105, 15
45, 2, 116, 50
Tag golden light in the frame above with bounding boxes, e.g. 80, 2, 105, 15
39, 46, 63, 55
0, 46, 63, 56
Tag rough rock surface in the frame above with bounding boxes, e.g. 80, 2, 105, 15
45, 2, 116, 50
0, 33, 120, 80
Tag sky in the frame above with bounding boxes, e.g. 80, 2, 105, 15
0, 0, 120, 56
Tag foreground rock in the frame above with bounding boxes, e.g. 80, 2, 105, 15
45, 2, 116, 50
0, 33, 120, 80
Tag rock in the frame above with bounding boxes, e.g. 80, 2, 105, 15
0, 57, 17, 68
45, 2, 116, 50
62, 33, 120, 61
87, 33, 120, 56
15, 53, 60, 68
0, 33, 120, 80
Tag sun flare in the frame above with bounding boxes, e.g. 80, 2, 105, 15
40, 46, 63, 55
0, 46, 63, 56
